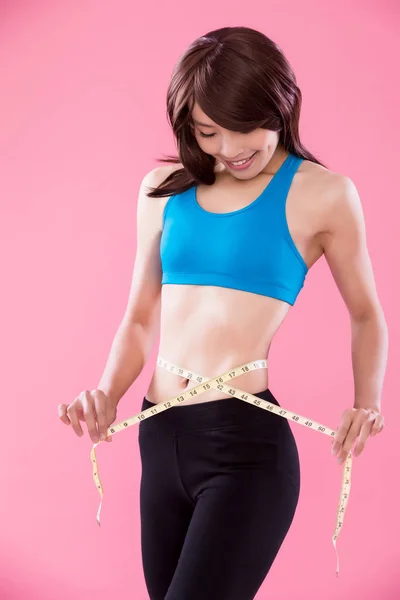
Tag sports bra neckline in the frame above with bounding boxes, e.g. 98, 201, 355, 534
191, 151, 297, 218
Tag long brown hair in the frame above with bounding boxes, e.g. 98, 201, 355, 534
146, 26, 327, 199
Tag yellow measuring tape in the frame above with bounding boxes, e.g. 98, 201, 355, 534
90, 354, 352, 577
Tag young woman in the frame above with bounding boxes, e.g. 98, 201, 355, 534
59, 26, 387, 600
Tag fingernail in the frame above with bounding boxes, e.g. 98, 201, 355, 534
100, 433, 106, 441
337, 457, 344, 464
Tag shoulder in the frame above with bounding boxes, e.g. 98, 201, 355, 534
299, 159, 361, 235
142, 163, 184, 191
299, 157, 341, 195
305, 157, 356, 187
137, 164, 185, 230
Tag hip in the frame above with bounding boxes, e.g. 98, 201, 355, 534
138, 387, 300, 493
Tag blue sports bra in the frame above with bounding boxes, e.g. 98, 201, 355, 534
159, 152, 309, 306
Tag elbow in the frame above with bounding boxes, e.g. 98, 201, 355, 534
350, 305, 388, 337
349, 296, 387, 325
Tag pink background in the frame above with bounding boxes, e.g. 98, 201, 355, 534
1, 1, 399, 598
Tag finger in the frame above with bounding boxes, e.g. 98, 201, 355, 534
58, 403, 71, 425
370, 414, 384, 436
67, 403, 85, 437
336, 409, 371, 462
82, 392, 100, 443
353, 414, 375, 456
92, 390, 108, 441
331, 410, 353, 454
336, 418, 362, 462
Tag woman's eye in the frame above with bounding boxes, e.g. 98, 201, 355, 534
198, 130, 253, 139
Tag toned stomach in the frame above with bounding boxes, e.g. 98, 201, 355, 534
145, 283, 291, 406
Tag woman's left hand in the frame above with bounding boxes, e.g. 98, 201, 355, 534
331, 407, 385, 464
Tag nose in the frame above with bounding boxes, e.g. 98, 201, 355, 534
219, 138, 247, 161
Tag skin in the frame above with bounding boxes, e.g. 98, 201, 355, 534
59, 101, 386, 463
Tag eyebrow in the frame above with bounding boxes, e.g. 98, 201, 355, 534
192, 119, 215, 128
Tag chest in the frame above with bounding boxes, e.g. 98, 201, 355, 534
177, 169, 319, 269
196, 173, 311, 244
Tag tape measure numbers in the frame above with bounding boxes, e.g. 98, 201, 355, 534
90, 354, 352, 577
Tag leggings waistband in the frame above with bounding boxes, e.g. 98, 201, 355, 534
138, 387, 283, 435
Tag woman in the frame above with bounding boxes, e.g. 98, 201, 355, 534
59, 26, 387, 600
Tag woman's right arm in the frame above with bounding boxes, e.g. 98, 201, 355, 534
58, 166, 170, 443
96, 166, 168, 409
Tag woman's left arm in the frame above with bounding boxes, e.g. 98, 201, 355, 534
319, 175, 388, 463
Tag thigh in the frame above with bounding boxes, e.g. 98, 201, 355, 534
165, 443, 300, 600
139, 431, 195, 600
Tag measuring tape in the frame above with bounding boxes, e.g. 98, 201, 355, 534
90, 354, 352, 577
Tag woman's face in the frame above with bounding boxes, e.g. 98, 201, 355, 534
190, 101, 281, 179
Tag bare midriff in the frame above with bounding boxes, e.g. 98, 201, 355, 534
145, 284, 292, 405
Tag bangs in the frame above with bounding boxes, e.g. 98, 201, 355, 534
187, 56, 280, 133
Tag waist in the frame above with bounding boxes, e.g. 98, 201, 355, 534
147, 348, 270, 405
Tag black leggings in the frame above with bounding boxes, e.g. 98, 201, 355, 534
138, 387, 300, 600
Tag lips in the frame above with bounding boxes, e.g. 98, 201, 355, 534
224, 151, 257, 163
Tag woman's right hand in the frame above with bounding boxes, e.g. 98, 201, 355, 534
58, 390, 118, 444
